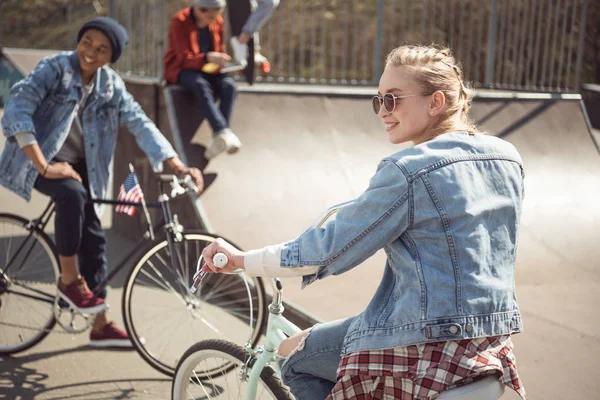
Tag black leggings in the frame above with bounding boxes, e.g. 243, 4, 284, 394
34, 161, 107, 298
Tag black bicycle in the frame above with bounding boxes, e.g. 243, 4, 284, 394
0, 174, 267, 377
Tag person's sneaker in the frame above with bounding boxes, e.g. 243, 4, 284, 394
222, 129, 242, 154
254, 52, 268, 65
204, 129, 242, 159
230, 37, 248, 67
57, 277, 107, 315
254, 52, 271, 73
89, 321, 144, 348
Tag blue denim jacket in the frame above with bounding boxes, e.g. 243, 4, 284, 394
281, 132, 525, 354
0, 51, 178, 215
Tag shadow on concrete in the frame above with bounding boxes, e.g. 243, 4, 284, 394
473, 101, 510, 126
493, 100, 555, 138
1, 345, 169, 400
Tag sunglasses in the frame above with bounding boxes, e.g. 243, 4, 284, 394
372, 93, 428, 114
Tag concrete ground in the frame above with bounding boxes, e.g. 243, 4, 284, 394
1, 92, 600, 399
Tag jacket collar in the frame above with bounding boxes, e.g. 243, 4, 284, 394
67, 51, 114, 102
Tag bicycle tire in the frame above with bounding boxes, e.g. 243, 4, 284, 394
0, 213, 60, 354
122, 231, 267, 376
172, 339, 292, 400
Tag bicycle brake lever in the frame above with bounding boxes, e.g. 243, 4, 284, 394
167, 175, 184, 198
190, 253, 228, 294
191, 270, 206, 294
182, 175, 199, 194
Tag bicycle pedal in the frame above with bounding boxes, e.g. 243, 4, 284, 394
57, 298, 69, 308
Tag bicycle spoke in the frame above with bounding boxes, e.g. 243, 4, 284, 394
200, 273, 231, 302
201, 277, 250, 303
154, 251, 188, 298
156, 312, 188, 362
132, 303, 183, 324
138, 264, 187, 305
190, 369, 211, 399
0, 215, 59, 354
125, 234, 266, 377
203, 287, 256, 305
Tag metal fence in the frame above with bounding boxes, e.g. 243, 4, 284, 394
106, 0, 590, 92
1, 0, 591, 92
253, 0, 591, 91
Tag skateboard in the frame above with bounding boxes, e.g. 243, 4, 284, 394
226, 0, 255, 85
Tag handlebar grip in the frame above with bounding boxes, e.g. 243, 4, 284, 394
213, 253, 228, 268
180, 175, 199, 193
187, 179, 199, 193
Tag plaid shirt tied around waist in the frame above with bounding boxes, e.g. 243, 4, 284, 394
327, 335, 526, 400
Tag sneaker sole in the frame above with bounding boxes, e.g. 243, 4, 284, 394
89, 339, 135, 348
204, 135, 228, 160
57, 291, 108, 315
227, 143, 241, 154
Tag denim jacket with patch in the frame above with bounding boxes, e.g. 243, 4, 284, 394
281, 132, 525, 354
0, 51, 177, 215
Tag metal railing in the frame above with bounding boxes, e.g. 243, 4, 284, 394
1, 0, 592, 92
107, 0, 590, 92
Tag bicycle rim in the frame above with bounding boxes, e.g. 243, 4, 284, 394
173, 339, 290, 400
123, 232, 266, 376
0, 214, 59, 354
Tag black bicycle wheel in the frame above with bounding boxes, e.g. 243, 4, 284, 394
122, 231, 267, 376
172, 339, 292, 400
0, 213, 59, 354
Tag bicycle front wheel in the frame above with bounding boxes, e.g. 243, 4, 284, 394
122, 231, 267, 376
172, 339, 292, 400
0, 213, 59, 354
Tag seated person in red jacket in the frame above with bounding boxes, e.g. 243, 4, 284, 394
164, 0, 241, 160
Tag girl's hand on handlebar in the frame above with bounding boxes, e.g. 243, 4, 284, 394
202, 238, 245, 274
43, 162, 82, 183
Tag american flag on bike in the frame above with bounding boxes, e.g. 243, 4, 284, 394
115, 171, 144, 216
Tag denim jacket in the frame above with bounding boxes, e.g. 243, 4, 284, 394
281, 132, 525, 354
0, 51, 178, 215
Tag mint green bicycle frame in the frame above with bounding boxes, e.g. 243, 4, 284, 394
239, 202, 354, 399
244, 282, 301, 399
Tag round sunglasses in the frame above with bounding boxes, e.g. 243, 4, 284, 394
372, 93, 429, 114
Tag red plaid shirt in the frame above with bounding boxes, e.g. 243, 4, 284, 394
327, 335, 526, 400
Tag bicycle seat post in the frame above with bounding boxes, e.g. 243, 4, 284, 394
269, 278, 284, 314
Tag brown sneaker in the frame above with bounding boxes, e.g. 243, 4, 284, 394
57, 277, 107, 315
89, 321, 144, 348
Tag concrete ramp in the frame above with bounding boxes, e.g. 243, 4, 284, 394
1, 47, 59, 76
176, 91, 599, 398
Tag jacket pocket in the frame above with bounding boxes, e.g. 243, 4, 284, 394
50, 91, 72, 104
97, 105, 117, 134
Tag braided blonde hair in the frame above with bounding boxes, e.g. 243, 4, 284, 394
385, 44, 476, 137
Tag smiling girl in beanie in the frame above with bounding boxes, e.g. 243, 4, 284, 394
0, 17, 204, 348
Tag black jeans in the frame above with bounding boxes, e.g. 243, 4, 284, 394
34, 161, 108, 298
178, 69, 237, 135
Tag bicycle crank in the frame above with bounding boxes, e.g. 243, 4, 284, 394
53, 296, 93, 333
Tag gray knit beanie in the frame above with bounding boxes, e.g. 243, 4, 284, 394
194, 0, 226, 8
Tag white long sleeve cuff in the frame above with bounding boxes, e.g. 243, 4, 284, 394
14, 131, 37, 148
244, 244, 319, 277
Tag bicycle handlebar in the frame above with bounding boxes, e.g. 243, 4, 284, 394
156, 174, 198, 199
212, 253, 228, 268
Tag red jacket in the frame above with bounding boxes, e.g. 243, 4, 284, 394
163, 8, 225, 84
